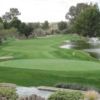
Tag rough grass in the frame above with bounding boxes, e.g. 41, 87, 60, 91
0, 34, 100, 88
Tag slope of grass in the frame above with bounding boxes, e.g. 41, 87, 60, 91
0, 34, 100, 88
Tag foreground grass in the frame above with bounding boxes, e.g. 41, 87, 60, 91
0, 34, 100, 88
0, 66, 100, 88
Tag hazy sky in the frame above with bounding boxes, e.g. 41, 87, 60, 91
0, 0, 100, 22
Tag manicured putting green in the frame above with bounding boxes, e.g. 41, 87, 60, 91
0, 59, 100, 72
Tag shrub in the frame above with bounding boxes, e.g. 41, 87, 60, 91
55, 83, 97, 91
0, 28, 18, 40
33, 28, 46, 37
84, 90, 99, 100
48, 90, 84, 100
0, 87, 18, 100
19, 94, 45, 100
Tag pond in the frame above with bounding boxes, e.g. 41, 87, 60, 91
60, 37, 100, 60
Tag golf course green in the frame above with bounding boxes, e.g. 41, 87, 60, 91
0, 34, 100, 88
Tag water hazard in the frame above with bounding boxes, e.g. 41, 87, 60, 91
60, 38, 100, 60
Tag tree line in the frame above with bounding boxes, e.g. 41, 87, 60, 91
0, 8, 68, 42
65, 3, 100, 37
0, 2, 100, 43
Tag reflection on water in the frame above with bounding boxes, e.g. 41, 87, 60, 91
60, 37, 100, 60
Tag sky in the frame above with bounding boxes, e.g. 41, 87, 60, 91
0, 0, 100, 22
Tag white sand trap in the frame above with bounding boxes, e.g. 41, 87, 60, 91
16, 86, 53, 99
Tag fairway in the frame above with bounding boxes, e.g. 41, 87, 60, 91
0, 35, 100, 88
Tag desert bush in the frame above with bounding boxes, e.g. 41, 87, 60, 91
84, 90, 99, 100
0, 23, 4, 30
0, 87, 18, 100
48, 90, 84, 100
0, 28, 18, 40
33, 28, 46, 37
18, 94, 45, 100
